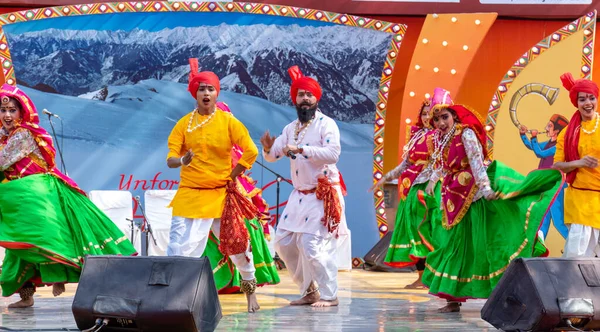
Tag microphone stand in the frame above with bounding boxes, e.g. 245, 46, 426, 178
125, 218, 137, 248
254, 160, 292, 229
254, 160, 292, 270
46, 114, 67, 174
133, 196, 157, 256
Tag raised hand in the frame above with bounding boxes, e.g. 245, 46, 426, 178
260, 131, 276, 151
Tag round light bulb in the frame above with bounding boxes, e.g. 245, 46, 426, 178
450, 69, 457, 75
433, 67, 439, 73
405, 118, 412, 124
485, 125, 492, 131
425, 93, 431, 99
409, 91, 416, 97
432, 13, 439, 18
451, 17, 457, 22
442, 41, 448, 47
422, 38, 429, 44
475, 19, 481, 25
463, 45, 469, 51
415, 64, 421, 70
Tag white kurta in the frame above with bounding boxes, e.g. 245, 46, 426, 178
263, 111, 348, 237
264, 111, 348, 300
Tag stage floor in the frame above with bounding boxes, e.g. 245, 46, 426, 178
0, 269, 496, 331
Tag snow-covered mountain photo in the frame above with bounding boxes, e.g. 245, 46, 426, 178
5, 14, 393, 124
2, 12, 393, 255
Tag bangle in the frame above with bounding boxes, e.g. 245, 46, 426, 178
180, 156, 187, 167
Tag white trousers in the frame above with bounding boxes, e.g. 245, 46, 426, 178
275, 230, 338, 300
167, 217, 256, 281
563, 224, 600, 258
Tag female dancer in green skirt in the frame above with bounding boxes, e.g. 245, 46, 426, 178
0, 84, 137, 308
369, 89, 448, 289
420, 98, 563, 312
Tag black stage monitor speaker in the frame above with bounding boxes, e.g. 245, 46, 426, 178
363, 231, 415, 272
72, 256, 222, 332
482, 257, 600, 331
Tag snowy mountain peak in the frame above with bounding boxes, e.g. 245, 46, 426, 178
7, 23, 393, 123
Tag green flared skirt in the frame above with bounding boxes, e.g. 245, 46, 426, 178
0, 174, 137, 296
384, 182, 441, 267
203, 218, 280, 294
420, 161, 562, 301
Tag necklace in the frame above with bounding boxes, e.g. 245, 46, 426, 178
428, 125, 456, 171
581, 112, 599, 135
187, 109, 215, 133
294, 117, 315, 145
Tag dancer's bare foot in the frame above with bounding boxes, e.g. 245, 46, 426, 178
290, 290, 320, 305
405, 269, 426, 289
8, 297, 34, 308
52, 283, 65, 297
405, 279, 426, 289
311, 298, 339, 307
291, 281, 320, 305
438, 302, 461, 313
246, 292, 260, 313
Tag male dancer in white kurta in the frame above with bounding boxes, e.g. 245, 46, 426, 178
261, 66, 348, 307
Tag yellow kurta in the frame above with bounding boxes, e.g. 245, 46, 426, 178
555, 116, 600, 228
167, 107, 258, 218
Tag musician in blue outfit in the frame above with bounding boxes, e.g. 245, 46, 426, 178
519, 113, 569, 240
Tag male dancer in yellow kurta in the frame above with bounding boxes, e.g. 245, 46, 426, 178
166, 59, 260, 312
553, 72, 600, 257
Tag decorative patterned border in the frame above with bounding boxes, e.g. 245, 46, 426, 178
0, 2, 407, 238
485, 11, 596, 156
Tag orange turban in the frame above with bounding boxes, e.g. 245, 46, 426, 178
560, 72, 598, 107
187, 58, 220, 98
288, 65, 322, 102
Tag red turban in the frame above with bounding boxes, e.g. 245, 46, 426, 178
288, 65, 322, 102
559, 72, 599, 184
187, 58, 220, 99
560, 72, 599, 108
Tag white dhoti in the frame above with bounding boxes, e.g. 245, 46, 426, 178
563, 223, 600, 258
275, 230, 338, 300
274, 187, 348, 300
167, 216, 256, 281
